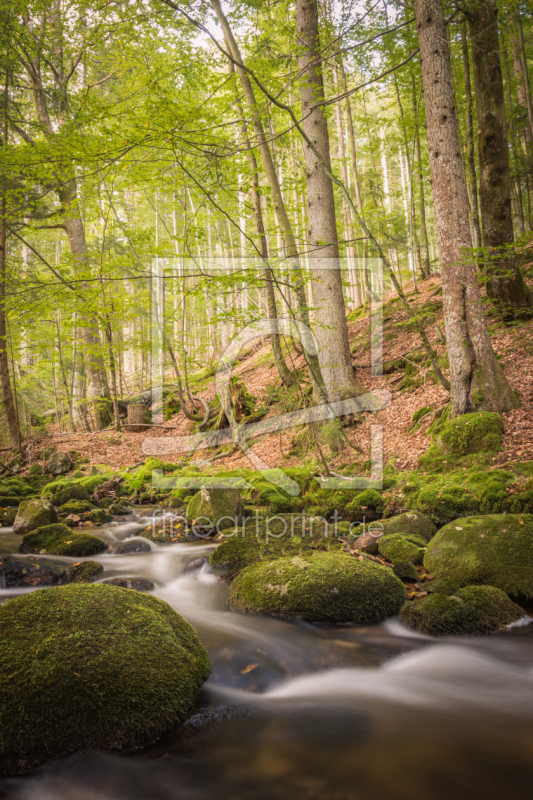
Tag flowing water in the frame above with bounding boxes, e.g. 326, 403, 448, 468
1, 510, 533, 800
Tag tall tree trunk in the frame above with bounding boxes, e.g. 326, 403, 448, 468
412, 72, 432, 277
414, 0, 518, 415
295, 0, 365, 401
466, 0, 533, 319
58, 181, 112, 428
503, 39, 526, 235
0, 68, 20, 449
461, 24, 483, 251
512, 8, 533, 153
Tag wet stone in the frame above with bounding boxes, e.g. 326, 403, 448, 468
0, 555, 66, 588
115, 540, 151, 555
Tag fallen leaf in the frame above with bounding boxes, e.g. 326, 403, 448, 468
240, 664, 258, 674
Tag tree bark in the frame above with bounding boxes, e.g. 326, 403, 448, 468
461, 24, 483, 251
295, 0, 365, 401
466, 0, 533, 318
414, 0, 519, 415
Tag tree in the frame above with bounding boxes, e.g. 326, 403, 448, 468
414, 0, 518, 415
465, 0, 533, 319
295, 0, 365, 402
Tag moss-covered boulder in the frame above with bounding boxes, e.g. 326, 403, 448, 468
424, 514, 533, 598
186, 487, 243, 531
20, 523, 107, 557
436, 412, 504, 455
209, 515, 335, 578
57, 499, 95, 515
13, 499, 58, 535
0, 584, 211, 773
229, 551, 406, 622
50, 482, 91, 507
400, 585, 524, 636
345, 489, 384, 521
86, 508, 113, 525
64, 561, 104, 583
378, 533, 427, 564
380, 511, 436, 543
28, 464, 44, 477
392, 561, 418, 581
414, 486, 479, 528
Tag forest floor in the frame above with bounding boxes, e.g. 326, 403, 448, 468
26, 275, 533, 474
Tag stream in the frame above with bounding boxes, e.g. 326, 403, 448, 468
1, 509, 533, 800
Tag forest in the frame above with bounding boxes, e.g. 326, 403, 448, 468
1, 1, 533, 798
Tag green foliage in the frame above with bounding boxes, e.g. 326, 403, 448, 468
0, 585, 211, 773
228, 552, 406, 623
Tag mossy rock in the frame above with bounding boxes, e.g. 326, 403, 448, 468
414, 486, 479, 528
65, 561, 104, 583
392, 561, 418, 581
20, 524, 107, 557
79, 475, 110, 493
424, 514, 533, 598
108, 501, 130, 515
379, 511, 436, 543
434, 412, 504, 456
186, 487, 243, 531
229, 551, 406, 623
209, 515, 336, 578
103, 577, 155, 592
0, 496, 22, 507
378, 533, 427, 564
13, 499, 58, 535
400, 585, 524, 636
28, 464, 44, 477
86, 508, 113, 525
56, 499, 95, 515
0, 584, 211, 773
345, 489, 384, 521
51, 482, 91, 507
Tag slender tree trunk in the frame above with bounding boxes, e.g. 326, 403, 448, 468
412, 72, 431, 277
466, 0, 533, 318
503, 40, 526, 235
0, 69, 20, 449
512, 9, 533, 151
295, 0, 365, 401
461, 24, 483, 251
59, 180, 112, 426
55, 316, 76, 432
104, 321, 121, 431
414, 0, 518, 415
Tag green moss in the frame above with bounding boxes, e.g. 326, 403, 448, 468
424, 514, 533, 598
79, 475, 111, 493
186, 487, 243, 531
209, 515, 336, 578
436, 412, 504, 456
13, 499, 57, 535
393, 561, 418, 581
414, 486, 479, 527
57, 500, 95, 515
400, 585, 524, 636
229, 551, 406, 623
51, 483, 92, 507
378, 533, 427, 564
379, 511, 436, 542
20, 524, 107, 557
65, 561, 104, 583
412, 406, 433, 425
28, 465, 44, 477
0, 584, 211, 773
0, 508, 17, 525
345, 489, 384, 520
86, 508, 113, 524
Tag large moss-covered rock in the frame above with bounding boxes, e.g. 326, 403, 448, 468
414, 486, 479, 528
378, 533, 427, 564
20, 523, 107, 557
424, 514, 533, 598
379, 511, 436, 543
13, 499, 58, 535
0, 584, 211, 773
229, 551, 406, 622
400, 585, 524, 636
436, 412, 504, 455
186, 487, 243, 531
209, 515, 336, 578
345, 489, 384, 521
50, 482, 91, 507
64, 561, 104, 583
56, 499, 95, 515
393, 561, 418, 581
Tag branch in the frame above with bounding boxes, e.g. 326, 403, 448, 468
8, 231, 76, 291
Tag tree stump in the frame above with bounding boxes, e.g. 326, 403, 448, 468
127, 404, 148, 432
